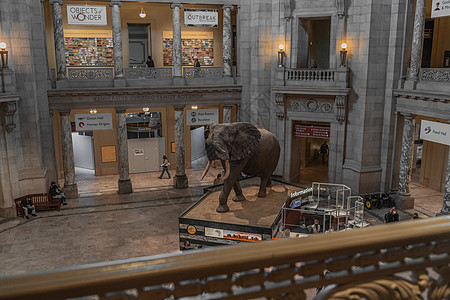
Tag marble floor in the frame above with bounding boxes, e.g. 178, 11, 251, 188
0, 168, 444, 279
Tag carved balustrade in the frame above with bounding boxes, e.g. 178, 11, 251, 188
419, 68, 450, 83
0, 217, 449, 299
125, 67, 173, 79
184, 67, 223, 79
67, 67, 114, 80
276, 68, 349, 88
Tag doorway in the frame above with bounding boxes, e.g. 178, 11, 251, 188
297, 17, 331, 68
290, 121, 330, 186
128, 23, 150, 66
190, 126, 208, 170
72, 131, 95, 175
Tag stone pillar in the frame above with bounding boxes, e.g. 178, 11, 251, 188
235, 5, 241, 78
236, 104, 241, 122
407, 0, 425, 82
116, 109, 132, 194
396, 114, 415, 209
174, 106, 188, 188
223, 105, 232, 123
438, 149, 450, 215
49, 0, 67, 87
110, 1, 125, 86
171, 3, 183, 78
60, 112, 78, 198
222, 5, 234, 77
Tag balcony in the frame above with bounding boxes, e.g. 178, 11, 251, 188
275, 67, 349, 88
0, 216, 448, 299
53, 66, 236, 89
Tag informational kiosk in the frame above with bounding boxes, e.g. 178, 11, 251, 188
179, 177, 303, 250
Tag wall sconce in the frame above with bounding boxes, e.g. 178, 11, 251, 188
340, 42, 348, 67
143, 107, 150, 112
0, 42, 8, 69
191, 105, 198, 110
278, 44, 285, 67
139, 8, 146, 18
90, 108, 97, 114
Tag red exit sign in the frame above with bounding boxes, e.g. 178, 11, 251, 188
294, 125, 330, 138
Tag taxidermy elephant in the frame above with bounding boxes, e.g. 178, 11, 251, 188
201, 122, 280, 213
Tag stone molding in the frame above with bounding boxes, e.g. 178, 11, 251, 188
420, 68, 450, 82
288, 98, 334, 114
296, 0, 334, 8
49, 0, 63, 5
393, 89, 450, 103
335, 95, 346, 124
0, 101, 17, 133
170, 3, 183, 9
109, 1, 122, 7
222, 4, 234, 10
274, 94, 285, 106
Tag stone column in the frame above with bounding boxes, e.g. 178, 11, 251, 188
49, 0, 67, 86
116, 109, 132, 194
235, 5, 241, 78
223, 105, 232, 123
407, 0, 425, 82
222, 5, 234, 77
438, 149, 450, 215
171, 3, 183, 78
60, 112, 78, 198
396, 114, 414, 209
110, 1, 125, 86
174, 106, 188, 188
236, 104, 241, 122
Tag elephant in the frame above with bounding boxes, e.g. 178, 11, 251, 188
200, 122, 281, 213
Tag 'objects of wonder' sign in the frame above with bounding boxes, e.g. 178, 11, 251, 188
184, 9, 218, 27
431, 0, 450, 18
67, 5, 107, 26
420, 120, 450, 146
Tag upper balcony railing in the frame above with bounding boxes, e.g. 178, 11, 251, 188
275, 67, 349, 89
0, 216, 448, 300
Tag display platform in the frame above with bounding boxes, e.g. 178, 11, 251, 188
179, 177, 304, 250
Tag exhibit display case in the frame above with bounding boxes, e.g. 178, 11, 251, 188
65, 37, 114, 67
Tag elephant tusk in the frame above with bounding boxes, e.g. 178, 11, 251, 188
223, 160, 230, 181
200, 161, 211, 181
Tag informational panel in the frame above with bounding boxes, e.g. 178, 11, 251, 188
67, 5, 107, 25
101, 146, 116, 163
163, 31, 214, 66
75, 113, 113, 131
420, 120, 450, 146
184, 9, 218, 27
431, 0, 450, 18
186, 109, 219, 126
293, 125, 330, 138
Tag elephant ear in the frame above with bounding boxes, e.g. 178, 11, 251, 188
204, 122, 219, 161
230, 123, 261, 161
204, 122, 216, 140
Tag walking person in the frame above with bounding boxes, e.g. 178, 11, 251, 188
319, 141, 329, 165
384, 206, 400, 223
21, 196, 37, 219
146, 56, 155, 68
159, 155, 171, 179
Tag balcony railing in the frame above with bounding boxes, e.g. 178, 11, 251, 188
276, 67, 349, 88
419, 68, 450, 83
0, 216, 448, 299
125, 67, 173, 79
67, 67, 114, 80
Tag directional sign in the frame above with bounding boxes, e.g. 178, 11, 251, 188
420, 120, 450, 146
75, 113, 113, 131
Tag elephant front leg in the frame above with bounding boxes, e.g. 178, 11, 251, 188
258, 176, 270, 198
232, 181, 246, 202
217, 161, 245, 213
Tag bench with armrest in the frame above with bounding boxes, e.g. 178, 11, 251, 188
14, 193, 61, 218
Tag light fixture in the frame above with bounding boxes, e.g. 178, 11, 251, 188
191, 105, 198, 110
278, 43, 285, 67
143, 107, 150, 112
340, 42, 348, 67
90, 108, 97, 114
139, 8, 146, 18
0, 42, 8, 69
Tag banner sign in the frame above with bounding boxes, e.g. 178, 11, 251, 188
294, 125, 330, 138
67, 5, 107, 26
431, 0, 450, 18
186, 109, 219, 126
205, 227, 262, 242
184, 9, 218, 27
75, 113, 113, 131
420, 120, 450, 146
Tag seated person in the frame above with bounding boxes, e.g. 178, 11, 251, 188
308, 218, 321, 234
49, 181, 67, 205
213, 174, 223, 185
21, 196, 37, 219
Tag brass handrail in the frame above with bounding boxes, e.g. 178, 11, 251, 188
0, 216, 449, 300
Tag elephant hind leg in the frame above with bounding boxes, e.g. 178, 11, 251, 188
266, 178, 272, 187
232, 181, 246, 202
258, 177, 270, 198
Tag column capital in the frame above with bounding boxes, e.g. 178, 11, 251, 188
222, 5, 234, 11
170, 3, 183, 9
60, 111, 70, 116
49, 0, 63, 5
115, 108, 127, 114
109, 0, 122, 8
173, 105, 185, 111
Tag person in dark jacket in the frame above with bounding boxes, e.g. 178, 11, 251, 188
49, 181, 67, 205
146, 56, 155, 68
21, 196, 37, 219
384, 206, 400, 223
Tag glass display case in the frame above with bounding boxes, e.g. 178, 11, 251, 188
65, 37, 114, 67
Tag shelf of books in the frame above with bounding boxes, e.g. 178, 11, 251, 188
65, 37, 114, 67
163, 31, 214, 66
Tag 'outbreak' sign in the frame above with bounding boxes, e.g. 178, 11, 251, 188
294, 125, 330, 138
67, 5, 107, 26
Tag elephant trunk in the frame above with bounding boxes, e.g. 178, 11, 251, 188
200, 160, 211, 181
223, 160, 230, 181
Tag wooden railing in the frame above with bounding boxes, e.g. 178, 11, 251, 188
0, 217, 449, 300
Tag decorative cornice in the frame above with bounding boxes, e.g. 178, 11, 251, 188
393, 89, 450, 103
170, 3, 183, 9
335, 95, 346, 124
222, 5, 234, 10
0, 101, 17, 133
49, 0, 63, 5
109, 1, 122, 8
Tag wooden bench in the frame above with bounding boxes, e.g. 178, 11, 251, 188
14, 193, 61, 218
